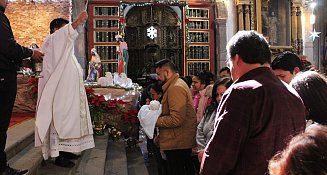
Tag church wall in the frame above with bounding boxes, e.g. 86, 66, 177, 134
6, 1, 71, 47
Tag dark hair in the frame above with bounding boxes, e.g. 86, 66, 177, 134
219, 67, 230, 74
149, 81, 163, 95
205, 77, 233, 115
154, 59, 177, 72
50, 18, 69, 34
290, 71, 327, 125
180, 76, 192, 88
269, 124, 327, 175
194, 70, 213, 87
272, 51, 303, 73
226, 30, 271, 65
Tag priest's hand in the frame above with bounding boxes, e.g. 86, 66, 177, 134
72, 11, 88, 29
78, 11, 88, 22
31, 49, 44, 62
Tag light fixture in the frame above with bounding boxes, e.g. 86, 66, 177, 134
310, 2, 317, 9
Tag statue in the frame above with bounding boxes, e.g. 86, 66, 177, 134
268, 12, 278, 45
97, 72, 114, 86
86, 48, 102, 82
115, 35, 129, 75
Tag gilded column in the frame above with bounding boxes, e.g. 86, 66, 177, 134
238, 5, 244, 30
244, 5, 251, 30
291, 5, 297, 51
296, 6, 303, 55
255, 0, 262, 33
250, 0, 255, 30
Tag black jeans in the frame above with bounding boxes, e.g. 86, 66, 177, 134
164, 148, 194, 175
0, 71, 17, 170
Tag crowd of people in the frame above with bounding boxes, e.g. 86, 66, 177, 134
1, 0, 327, 173
138, 30, 327, 175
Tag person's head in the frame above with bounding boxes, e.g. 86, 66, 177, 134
115, 35, 123, 42
50, 18, 69, 34
206, 77, 233, 115
213, 77, 233, 103
145, 97, 151, 105
219, 67, 231, 78
155, 59, 177, 83
290, 71, 327, 125
149, 82, 163, 101
180, 76, 192, 88
226, 30, 271, 80
272, 51, 303, 84
0, 0, 7, 9
191, 70, 212, 92
268, 124, 327, 175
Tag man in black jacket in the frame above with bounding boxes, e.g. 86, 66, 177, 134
0, 0, 43, 174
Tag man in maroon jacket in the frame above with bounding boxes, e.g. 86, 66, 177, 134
200, 31, 306, 175
0, 0, 43, 174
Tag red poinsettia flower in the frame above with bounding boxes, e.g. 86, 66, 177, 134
85, 88, 95, 93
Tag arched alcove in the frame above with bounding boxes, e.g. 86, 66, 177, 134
124, 5, 183, 81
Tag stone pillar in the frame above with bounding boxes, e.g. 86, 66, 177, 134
215, 18, 228, 74
296, 6, 303, 55
214, 0, 228, 74
72, 0, 88, 78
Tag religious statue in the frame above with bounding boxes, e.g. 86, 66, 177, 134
115, 35, 129, 75
268, 12, 278, 45
86, 48, 101, 82
97, 72, 114, 86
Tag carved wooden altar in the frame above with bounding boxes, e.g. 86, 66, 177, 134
124, 5, 183, 80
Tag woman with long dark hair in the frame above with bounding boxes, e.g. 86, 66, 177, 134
196, 77, 232, 165
290, 71, 327, 125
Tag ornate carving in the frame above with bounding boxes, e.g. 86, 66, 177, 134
124, 5, 182, 80
296, 7, 301, 16
238, 5, 244, 14
244, 5, 250, 14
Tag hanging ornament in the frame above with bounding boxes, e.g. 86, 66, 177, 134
147, 26, 157, 39
309, 28, 321, 41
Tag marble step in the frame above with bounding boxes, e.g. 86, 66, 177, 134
5, 118, 35, 160
5, 118, 44, 175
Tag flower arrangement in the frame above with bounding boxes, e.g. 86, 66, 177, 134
85, 87, 139, 139
27, 77, 39, 98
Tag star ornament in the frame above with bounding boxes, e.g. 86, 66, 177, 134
147, 26, 157, 40
309, 28, 321, 41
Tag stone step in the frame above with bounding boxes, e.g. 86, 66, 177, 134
37, 132, 112, 175
104, 139, 128, 175
7, 143, 43, 175
5, 118, 35, 160
76, 133, 110, 175
5, 118, 44, 175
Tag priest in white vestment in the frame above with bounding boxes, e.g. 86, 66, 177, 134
35, 12, 94, 167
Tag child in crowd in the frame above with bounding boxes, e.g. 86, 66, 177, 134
137, 82, 167, 175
